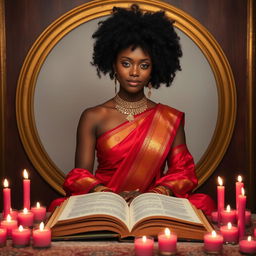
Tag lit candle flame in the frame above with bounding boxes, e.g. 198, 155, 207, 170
164, 228, 171, 237
248, 236, 252, 242
36, 202, 41, 208
39, 222, 44, 231
23, 208, 28, 214
23, 169, 29, 179
7, 214, 11, 222
211, 231, 217, 237
18, 225, 23, 232
241, 187, 245, 196
227, 222, 232, 229
237, 175, 242, 182
142, 235, 147, 243
3, 179, 9, 188
226, 205, 231, 212
217, 176, 223, 186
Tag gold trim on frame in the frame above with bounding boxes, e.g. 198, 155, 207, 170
16, 0, 237, 195
0, 0, 6, 179
247, 0, 255, 210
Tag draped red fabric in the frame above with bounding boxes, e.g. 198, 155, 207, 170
49, 104, 215, 215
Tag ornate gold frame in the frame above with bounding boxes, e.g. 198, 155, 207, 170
16, 0, 237, 195
0, 0, 6, 178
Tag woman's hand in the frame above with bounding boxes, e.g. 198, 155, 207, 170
119, 189, 141, 204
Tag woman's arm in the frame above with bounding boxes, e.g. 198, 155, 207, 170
64, 108, 112, 195
149, 124, 198, 196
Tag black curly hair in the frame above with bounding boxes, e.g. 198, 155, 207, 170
91, 4, 182, 89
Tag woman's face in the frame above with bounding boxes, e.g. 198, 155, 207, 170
114, 46, 152, 95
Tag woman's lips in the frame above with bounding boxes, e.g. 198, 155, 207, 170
127, 80, 141, 86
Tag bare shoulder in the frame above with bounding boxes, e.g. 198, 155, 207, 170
79, 100, 115, 127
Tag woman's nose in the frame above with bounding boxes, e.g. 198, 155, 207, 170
130, 65, 139, 77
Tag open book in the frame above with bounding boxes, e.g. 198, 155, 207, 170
46, 192, 213, 241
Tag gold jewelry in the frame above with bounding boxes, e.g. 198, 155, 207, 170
114, 94, 148, 122
147, 82, 152, 98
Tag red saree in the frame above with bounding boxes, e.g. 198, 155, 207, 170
49, 104, 215, 215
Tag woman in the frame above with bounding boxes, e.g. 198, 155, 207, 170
49, 4, 215, 215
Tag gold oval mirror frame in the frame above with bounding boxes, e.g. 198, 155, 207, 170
16, 0, 236, 195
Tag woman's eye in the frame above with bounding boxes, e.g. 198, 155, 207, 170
140, 63, 150, 69
121, 61, 130, 67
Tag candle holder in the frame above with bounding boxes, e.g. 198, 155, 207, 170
134, 235, 154, 256
32, 223, 51, 249
204, 231, 223, 254
239, 236, 256, 255
12, 226, 31, 248
17, 209, 34, 228
220, 223, 238, 245
158, 229, 177, 255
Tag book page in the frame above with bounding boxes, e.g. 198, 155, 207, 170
58, 192, 129, 226
129, 193, 201, 228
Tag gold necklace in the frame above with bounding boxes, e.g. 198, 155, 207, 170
114, 94, 148, 122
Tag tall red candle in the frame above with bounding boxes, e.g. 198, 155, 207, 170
217, 176, 225, 223
3, 179, 11, 218
237, 187, 246, 240
23, 169, 30, 210
236, 175, 244, 211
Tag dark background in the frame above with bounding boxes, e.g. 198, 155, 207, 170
1, 0, 255, 212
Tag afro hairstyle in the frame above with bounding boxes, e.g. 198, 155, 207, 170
91, 4, 182, 89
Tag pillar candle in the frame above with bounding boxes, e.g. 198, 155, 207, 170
220, 222, 238, 244
217, 176, 225, 223
204, 231, 223, 254
236, 175, 244, 211
237, 187, 246, 240
158, 228, 177, 255
0, 214, 18, 237
31, 202, 46, 222
17, 208, 34, 228
239, 236, 256, 254
12, 225, 31, 248
3, 179, 11, 218
23, 169, 30, 210
0, 228, 7, 247
135, 235, 154, 256
32, 222, 51, 248
221, 205, 236, 225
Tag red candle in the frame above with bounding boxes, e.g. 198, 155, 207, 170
23, 169, 30, 210
221, 205, 236, 225
211, 211, 218, 223
239, 236, 256, 254
217, 176, 225, 223
0, 214, 18, 237
220, 222, 238, 244
3, 179, 11, 218
135, 235, 154, 256
32, 222, 51, 248
245, 210, 251, 226
10, 208, 18, 220
237, 187, 246, 240
158, 228, 177, 254
12, 225, 31, 248
17, 208, 34, 227
204, 231, 223, 254
0, 228, 7, 247
236, 175, 244, 210
31, 202, 46, 222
